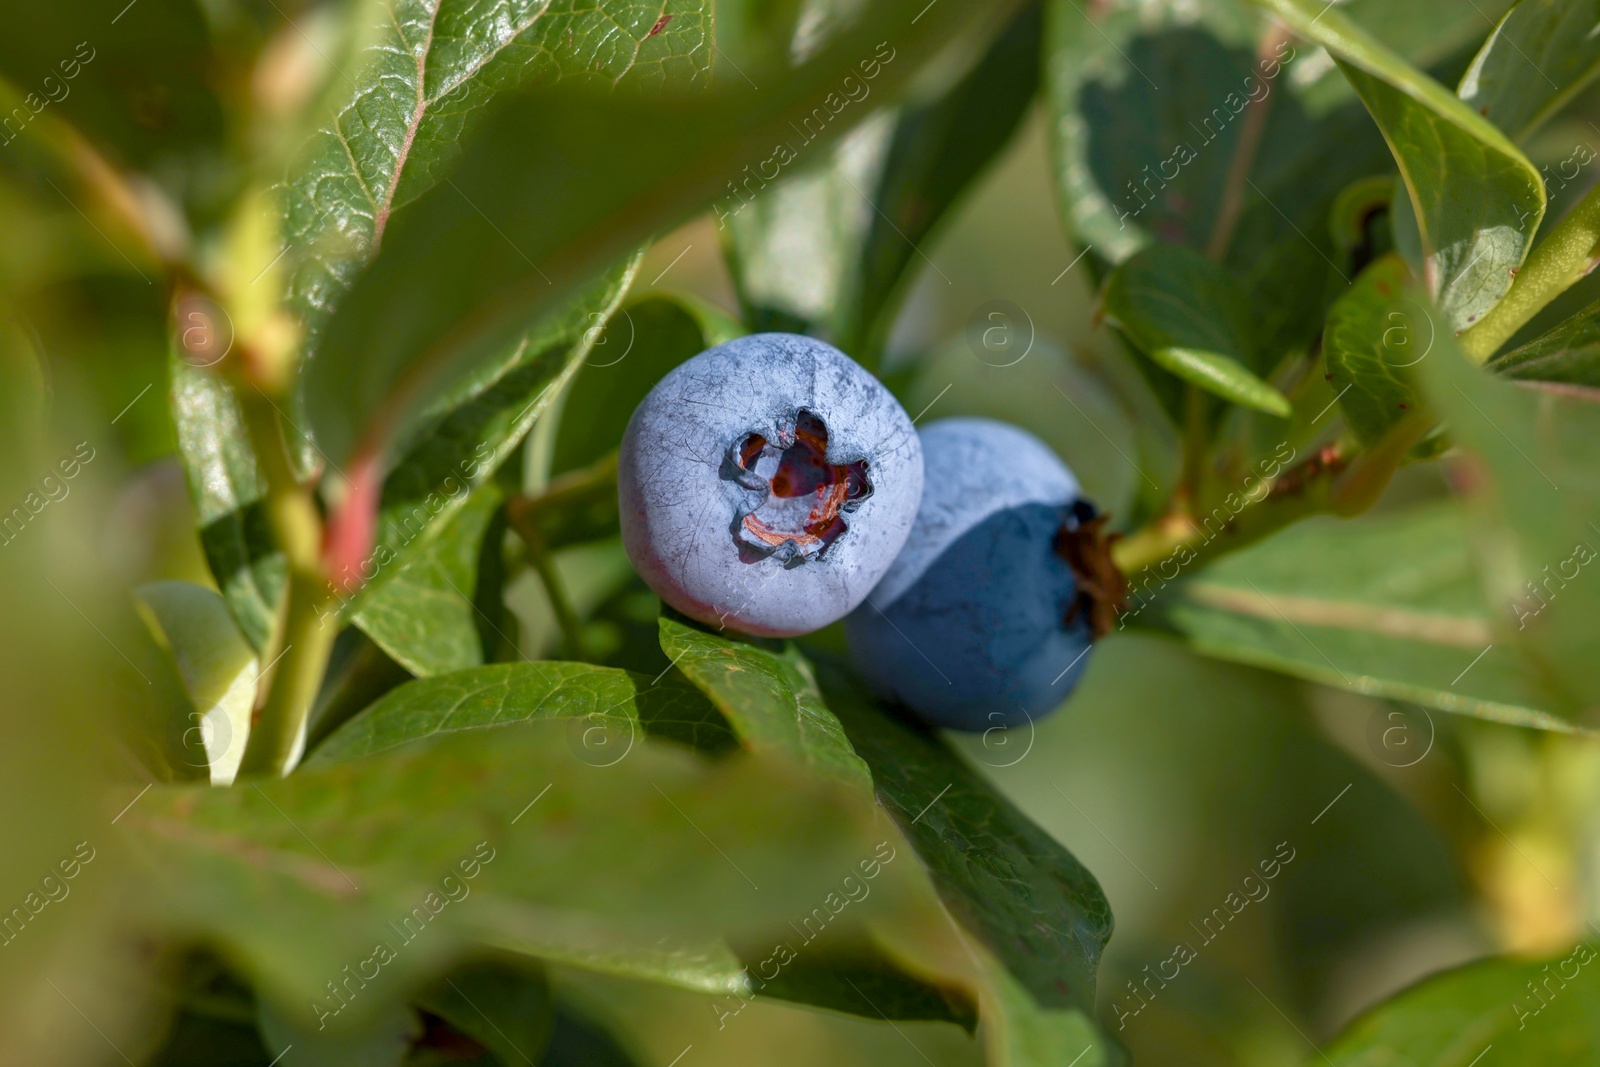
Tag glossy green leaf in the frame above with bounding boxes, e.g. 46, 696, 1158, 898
727, 2, 1043, 361
1140, 501, 1580, 731
1321, 946, 1600, 1065
1458, 0, 1600, 142
658, 614, 872, 791
812, 657, 1121, 1066
1103, 244, 1289, 413
125, 723, 884, 1034
1489, 297, 1600, 389
170, 359, 283, 652
656, 624, 1121, 1062
348, 485, 501, 678
813, 657, 1113, 1020
1249, 0, 1546, 332
304, 0, 1025, 466
1417, 317, 1600, 721
282, 0, 713, 351
1322, 253, 1430, 444
309, 661, 735, 764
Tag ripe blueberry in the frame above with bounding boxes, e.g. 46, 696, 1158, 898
844, 417, 1123, 730
618, 333, 923, 637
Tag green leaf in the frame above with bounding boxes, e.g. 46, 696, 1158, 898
1103, 245, 1290, 414
346, 256, 640, 609
0, 2, 222, 174
1249, 0, 1546, 332
1322, 253, 1430, 444
414, 960, 554, 1067
812, 657, 1113, 1021
308, 661, 735, 764
655, 624, 1121, 1061
549, 293, 738, 479
658, 614, 873, 791
727, 2, 1043, 361
1149, 347, 1292, 416
126, 723, 885, 1034
1043, 3, 1260, 263
282, 0, 713, 350
351, 484, 502, 678
1458, 0, 1600, 142
1321, 945, 1600, 1065
1416, 316, 1600, 720
1488, 296, 1600, 389
170, 359, 283, 652
303, 0, 1025, 466
812, 657, 1121, 1066
134, 581, 259, 785
1139, 501, 1581, 731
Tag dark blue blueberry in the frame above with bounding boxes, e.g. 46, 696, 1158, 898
846, 418, 1118, 730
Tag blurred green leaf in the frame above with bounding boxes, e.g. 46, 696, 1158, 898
257, 1001, 419, 1067
0, 2, 223, 173
170, 359, 283, 652
1250, 0, 1546, 332
1142, 501, 1580, 731
303, 0, 1025, 466
1322, 253, 1428, 444
350, 484, 501, 678
1103, 245, 1289, 414
126, 723, 884, 1033
353, 257, 638, 603
414, 959, 553, 1067
135, 580, 259, 785
658, 614, 872, 790
1417, 319, 1600, 722
727, 2, 1043, 362
1488, 297, 1600, 389
308, 661, 734, 764
1458, 0, 1600, 142
1321, 946, 1600, 1065
549, 292, 739, 479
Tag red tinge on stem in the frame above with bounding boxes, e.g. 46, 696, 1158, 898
322, 451, 383, 595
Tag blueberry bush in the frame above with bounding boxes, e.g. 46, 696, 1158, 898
3, 0, 1600, 1064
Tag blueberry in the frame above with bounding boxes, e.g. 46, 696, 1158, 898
618, 333, 923, 637
844, 417, 1122, 730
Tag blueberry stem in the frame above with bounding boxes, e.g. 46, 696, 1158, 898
233, 384, 337, 779
1113, 440, 1359, 578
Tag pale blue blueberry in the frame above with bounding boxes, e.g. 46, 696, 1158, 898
619, 333, 922, 637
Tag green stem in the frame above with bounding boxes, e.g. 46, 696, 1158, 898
514, 519, 587, 661
235, 387, 335, 778
1459, 183, 1600, 363
1113, 442, 1351, 578
1175, 385, 1210, 515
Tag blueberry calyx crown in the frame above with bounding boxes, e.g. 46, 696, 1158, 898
1054, 500, 1128, 640
728, 409, 871, 563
